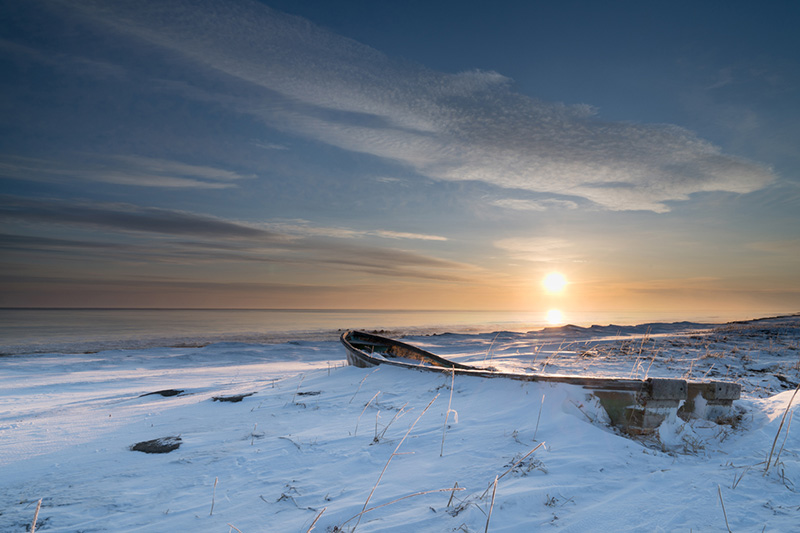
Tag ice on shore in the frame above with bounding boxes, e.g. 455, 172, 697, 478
1, 316, 798, 531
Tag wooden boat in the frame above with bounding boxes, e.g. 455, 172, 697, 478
341, 330, 740, 435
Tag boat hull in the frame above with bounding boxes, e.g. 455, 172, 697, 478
340, 330, 740, 435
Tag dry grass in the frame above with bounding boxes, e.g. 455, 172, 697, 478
349, 368, 380, 404
350, 394, 439, 532
717, 485, 732, 532
342, 487, 464, 530
765, 383, 799, 475
440, 369, 458, 456
30, 498, 42, 533
485, 476, 498, 533
373, 402, 409, 443
774, 410, 793, 467
533, 394, 545, 442
210, 477, 217, 516
480, 442, 546, 499
305, 507, 326, 532
354, 391, 381, 437
483, 333, 501, 363
446, 482, 460, 507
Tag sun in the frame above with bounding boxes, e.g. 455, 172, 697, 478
542, 272, 567, 293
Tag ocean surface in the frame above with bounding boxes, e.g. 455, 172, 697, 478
0, 308, 764, 355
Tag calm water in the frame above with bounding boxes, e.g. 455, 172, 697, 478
0, 308, 753, 355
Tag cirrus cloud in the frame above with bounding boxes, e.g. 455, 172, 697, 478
0, 154, 253, 189
494, 237, 578, 264
52, 0, 777, 213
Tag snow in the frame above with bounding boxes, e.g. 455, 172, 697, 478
1, 316, 798, 532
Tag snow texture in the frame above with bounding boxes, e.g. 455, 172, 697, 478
1, 316, 799, 532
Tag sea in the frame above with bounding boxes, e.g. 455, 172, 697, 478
0, 308, 766, 356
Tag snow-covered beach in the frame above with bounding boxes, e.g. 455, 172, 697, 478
2, 315, 799, 532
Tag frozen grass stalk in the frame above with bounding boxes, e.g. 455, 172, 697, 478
440, 368, 457, 457
210, 477, 218, 516
717, 485, 731, 532
375, 402, 408, 442
350, 368, 380, 404
344, 487, 465, 526
306, 507, 326, 532
481, 442, 545, 499
644, 348, 659, 380
483, 332, 501, 362
289, 374, 305, 405
533, 394, 545, 441
774, 410, 793, 467
30, 498, 42, 533
731, 466, 750, 490
354, 391, 381, 436
764, 383, 799, 475
446, 481, 460, 507
351, 394, 439, 532
485, 476, 498, 533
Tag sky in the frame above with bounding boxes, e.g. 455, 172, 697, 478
1, 0, 799, 318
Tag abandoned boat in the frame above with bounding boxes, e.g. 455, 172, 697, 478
341, 330, 741, 435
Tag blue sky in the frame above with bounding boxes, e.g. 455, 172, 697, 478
1, 0, 799, 317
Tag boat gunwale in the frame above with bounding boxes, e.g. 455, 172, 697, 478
341, 330, 655, 392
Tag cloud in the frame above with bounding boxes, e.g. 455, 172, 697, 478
262, 221, 447, 242
110, 156, 252, 182
372, 230, 447, 241
0, 231, 291, 266
494, 237, 577, 263
0, 233, 130, 253
56, 0, 776, 212
0, 196, 281, 240
0, 155, 253, 189
253, 142, 289, 151
705, 67, 735, 91
373, 177, 406, 184
489, 198, 579, 211
0, 198, 471, 281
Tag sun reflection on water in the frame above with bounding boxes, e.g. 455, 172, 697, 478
546, 309, 564, 325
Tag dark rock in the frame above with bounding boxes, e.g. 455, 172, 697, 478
139, 389, 184, 398
775, 374, 799, 388
212, 392, 256, 403
130, 436, 182, 454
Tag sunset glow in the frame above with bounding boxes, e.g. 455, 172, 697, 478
0, 1, 797, 317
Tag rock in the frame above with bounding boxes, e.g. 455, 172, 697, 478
139, 389, 184, 398
130, 436, 182, 454
212, 392, 256, 402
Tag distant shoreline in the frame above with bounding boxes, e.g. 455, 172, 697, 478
1, 309, 797, 357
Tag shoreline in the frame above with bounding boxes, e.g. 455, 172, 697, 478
2, 311, 796, 357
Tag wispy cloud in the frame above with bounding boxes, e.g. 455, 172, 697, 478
253, 142, 290, 151
489, 198, 579, 211
0, 196, 280, 240
494, 237, 577, 263
61, 0, 776, 212
262, 221, 447, 242
374, 177, 405, 184
1, 198, 469, 281
372, 230, 447, 241
0, 155, 253, 189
